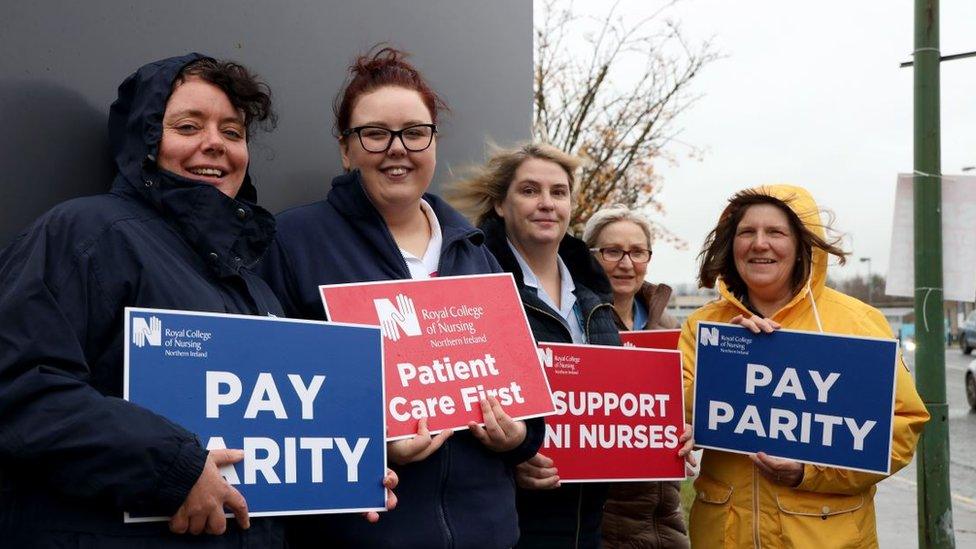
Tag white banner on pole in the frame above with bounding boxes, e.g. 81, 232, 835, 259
885, 174, 976, 302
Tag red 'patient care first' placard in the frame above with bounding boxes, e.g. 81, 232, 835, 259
619, 329, 681, 350
321, 274, 555, 440
538, 343, 685, 482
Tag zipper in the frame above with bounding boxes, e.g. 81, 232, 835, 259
524, 301, 583, 548
438, 440, 455, 548
525, 300, 612, 549
364, 195, 414, 279
753, 465, 761, 548
524, 301, 614, 344
524, 303, 574, 341
574, 487, 583, 549
585, 303, 614, 340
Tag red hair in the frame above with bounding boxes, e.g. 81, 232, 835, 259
333, 45, 448, 137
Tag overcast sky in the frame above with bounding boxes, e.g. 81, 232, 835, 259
555, 1, 976, 289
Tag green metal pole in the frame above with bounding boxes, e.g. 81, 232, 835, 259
913, 0, 954, 547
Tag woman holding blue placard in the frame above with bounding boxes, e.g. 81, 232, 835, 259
0, 54, 289, 547
0, 53, 398, 548
678, 184, 929, 548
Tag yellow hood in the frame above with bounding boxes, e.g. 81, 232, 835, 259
716, 184, 829, 320
680, 184, 930, 548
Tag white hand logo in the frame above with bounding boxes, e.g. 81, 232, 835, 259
133, 315, 162, 347
373, 294, 422, 341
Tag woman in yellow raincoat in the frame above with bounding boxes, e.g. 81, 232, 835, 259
679, 184, 929, 548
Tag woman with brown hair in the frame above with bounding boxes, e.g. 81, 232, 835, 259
259, 47, 542, 548
679, 184, 929, 548
0, 53, 286, 547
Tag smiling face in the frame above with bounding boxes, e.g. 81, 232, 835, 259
733, 203, 798, 305
593, 220, 650, 300
494, 158, 572, 254
157, 76, 248, 198
340, 86, 436, 214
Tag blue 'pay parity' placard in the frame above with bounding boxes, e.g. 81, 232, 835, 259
124, 307, 386, 521
693, 322, 898, 474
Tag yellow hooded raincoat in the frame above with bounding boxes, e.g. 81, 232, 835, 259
679, 185, 930, 549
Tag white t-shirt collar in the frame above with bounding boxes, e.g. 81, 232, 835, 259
400, 198, 442, 279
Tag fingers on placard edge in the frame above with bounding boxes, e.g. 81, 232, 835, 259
384, 469, 398, 489
206, 506, 227, 535
417, 429, 452, 460
534, 467, 558, 480
480, 400, 500, 429
540, 476, 561, 489
188, 513, 207, 536
467, 422, 490, 444
169, 511, 189, 534
228, 487, 249, 528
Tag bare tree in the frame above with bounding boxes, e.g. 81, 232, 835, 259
534, 0, 717, 244
827, 274, 907, 306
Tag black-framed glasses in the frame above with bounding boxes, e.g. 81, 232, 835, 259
341, 124, 437, 153
590, 247, 652, 264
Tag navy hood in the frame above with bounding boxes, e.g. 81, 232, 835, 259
107, 52, 258, 203
106, 53, 274, 275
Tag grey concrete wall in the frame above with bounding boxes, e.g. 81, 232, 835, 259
0, 0, 532, 246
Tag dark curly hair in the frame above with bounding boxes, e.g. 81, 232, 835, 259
333, 45, 448, 137
175, 57, 276, 139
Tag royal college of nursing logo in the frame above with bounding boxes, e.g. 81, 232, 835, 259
132, 315, 162, 348
373, 293, 422, 341
699, 326, 720, 347
537, 346, 553, 368
537, 346, 580, 375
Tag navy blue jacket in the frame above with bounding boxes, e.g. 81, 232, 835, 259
481, 217, 621, 549
0, 54, 284, 547
258, 171, 544, 548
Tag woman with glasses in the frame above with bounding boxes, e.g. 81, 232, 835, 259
258, 46, 542, 549
581, 206, 689, 548
583, 206, 679, 333
449, 142, 695, 548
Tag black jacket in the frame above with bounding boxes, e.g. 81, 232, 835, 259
481, 217, 621, 549
0, 54, 284, 547
258, 171, 544, 548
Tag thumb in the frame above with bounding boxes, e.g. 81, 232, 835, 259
210, 448, 245, 466
531, 452, 553, 467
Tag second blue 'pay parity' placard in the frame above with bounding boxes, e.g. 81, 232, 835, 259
692, 322, 898, 474
124, 307, 386, 520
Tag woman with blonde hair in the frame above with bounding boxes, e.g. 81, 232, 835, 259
582, 205, 679, 332
450, 142, 694, 548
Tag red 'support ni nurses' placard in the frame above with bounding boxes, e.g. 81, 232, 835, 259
619, 329, 681, 350
538, 343, 686, 482
321, 274, 555, 440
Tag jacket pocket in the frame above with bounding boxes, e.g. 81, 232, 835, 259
776, 490, 872, 549
689, 475, 733, 548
